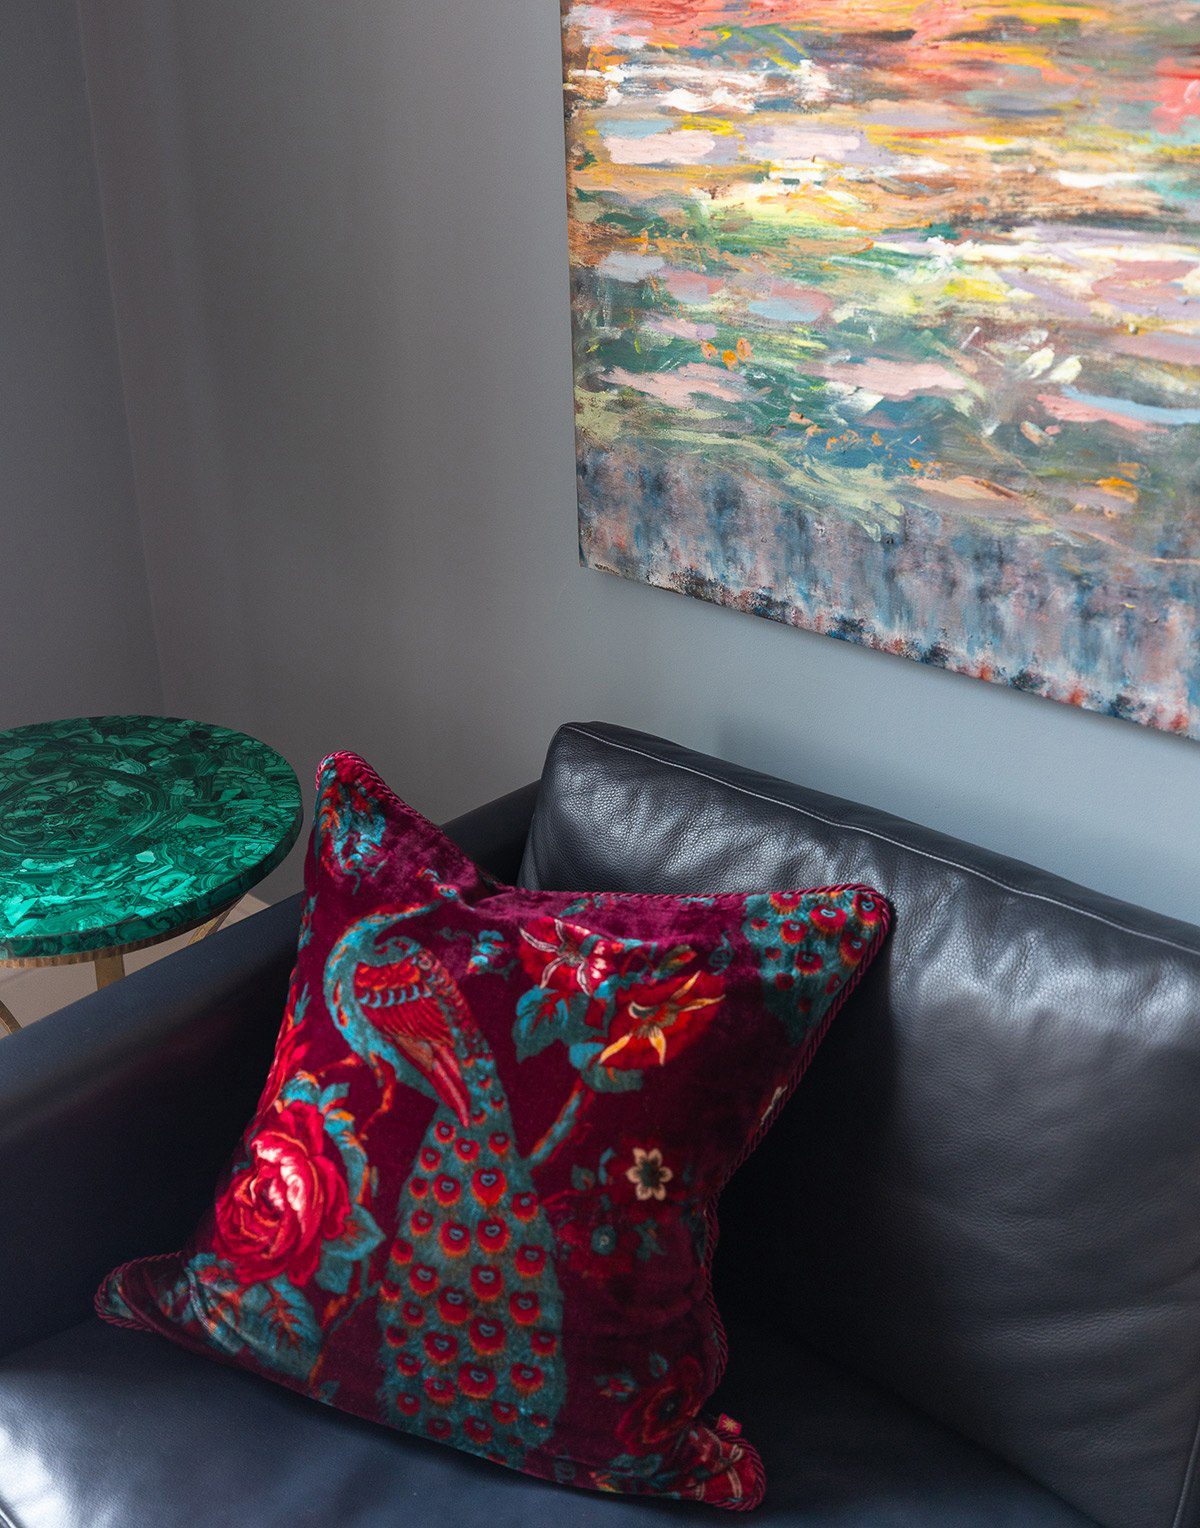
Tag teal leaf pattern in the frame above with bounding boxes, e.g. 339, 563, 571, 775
240, 1278, 323, 1380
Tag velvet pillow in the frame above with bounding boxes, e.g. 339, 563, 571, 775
98, 752, 891, 1510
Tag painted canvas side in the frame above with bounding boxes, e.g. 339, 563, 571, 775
562, 1, 1200, 737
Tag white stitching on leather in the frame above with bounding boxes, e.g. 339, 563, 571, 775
562, 726, 1200, 962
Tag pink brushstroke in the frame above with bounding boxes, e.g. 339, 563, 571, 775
815, 359, 967, 399
1115, 331, 1200, 366
664, 269, 726, 304
645, 315, 720, 341
605, 362, 753, 406
1038, 393, 1164, 434
1155, 59, 1200, 133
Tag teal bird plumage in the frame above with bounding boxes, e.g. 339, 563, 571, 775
324, 918, 565, 1464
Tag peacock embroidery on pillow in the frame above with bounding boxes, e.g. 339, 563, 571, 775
96, 749, 891, 1512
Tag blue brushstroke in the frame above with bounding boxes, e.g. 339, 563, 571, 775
602, 118, 673, 138
748, 297, 824, 324
1061, 388, 1200, 426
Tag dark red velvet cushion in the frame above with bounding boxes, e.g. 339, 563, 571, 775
98, 752, 890, 1509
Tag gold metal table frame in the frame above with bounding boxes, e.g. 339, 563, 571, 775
0, 900, 239, 1037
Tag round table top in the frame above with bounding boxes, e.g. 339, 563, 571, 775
0, 715, 302, 962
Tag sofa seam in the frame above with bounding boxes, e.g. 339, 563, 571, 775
1172, 1396, 1200, 1528
561, 726, 1200, 961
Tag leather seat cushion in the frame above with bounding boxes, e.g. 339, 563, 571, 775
0, 1318, 1092, 1527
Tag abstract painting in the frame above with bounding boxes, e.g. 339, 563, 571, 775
562, 1, 1200, 737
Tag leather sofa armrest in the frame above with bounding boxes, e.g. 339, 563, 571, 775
0, 784, 540, 1358
0, 894, 302, 1359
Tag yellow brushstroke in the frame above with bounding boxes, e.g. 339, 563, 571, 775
944, 275, 1012, 306
680, 114, 739, 137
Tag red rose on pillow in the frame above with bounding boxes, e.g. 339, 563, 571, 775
97, 749, 892, 1512
212, 1100, 350, 1286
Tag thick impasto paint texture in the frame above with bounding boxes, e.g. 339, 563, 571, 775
563, 1, 1200, 736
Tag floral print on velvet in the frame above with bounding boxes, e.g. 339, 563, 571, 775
98, 751, 891, 1509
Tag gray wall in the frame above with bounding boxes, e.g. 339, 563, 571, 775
78, 0, 1198, 921
0, 0, 161, 729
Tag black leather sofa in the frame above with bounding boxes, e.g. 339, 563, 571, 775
3, 721, 1200, 1528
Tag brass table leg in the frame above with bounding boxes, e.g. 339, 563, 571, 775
94, 952, 125, 989
187, 901, 237, 945
0, 900, 243, 1029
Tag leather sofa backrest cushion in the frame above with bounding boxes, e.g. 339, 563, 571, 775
519, 722, 1200, 1528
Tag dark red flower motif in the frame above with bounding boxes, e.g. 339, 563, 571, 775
509, 1291, 540, 1325
472, 1168, 506, 1206
438, 1223, 470, 1258
424, 1331, 458, 1366
489, 1132, 510, 1157
811, 905, 848, 935
469, 1317, 506, 1356
515, 1245, 547, 1279
511, 1363, 544, 1395
599, 969, 724, 1070
795, 951, 823, 975
470, 1265, 503, 1301
454, 1139, 480, 1164
211, 1100, 349, 1287
853, 889, 883, 925
779, 918, 808, 945
511, 1192, 538, 1223
409, 1177, 428, 1200
492, 1400, 517, 1426
391, 1238, 414, 1266
420, 1147, 440, 1172
426, 1417, 453, 1440
408, 1264, 437, 1297
410, 1209, 434, 1238
438, 1287, 470, 1324
518, 918, 633, 996
477, 1219, 509, 1255
531, 1331, 558, 1357
432, 1175, 461, 1207
768, 891, 805, 914
464, 1417, 493, 1446
424, 1376, 455, 1407
396, 1350, 420, 1376
459, 1361, 498, 1399
434, 1120, 455, 1145
839, 928, 868, 966
401, 1299, 425, 1326
396, 1392, 420, 1418
616, 1357, 706, 1454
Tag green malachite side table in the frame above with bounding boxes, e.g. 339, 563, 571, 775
0, 716, 302, 1036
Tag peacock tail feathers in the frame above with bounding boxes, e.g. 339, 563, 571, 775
377, 1064, 566, 1466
